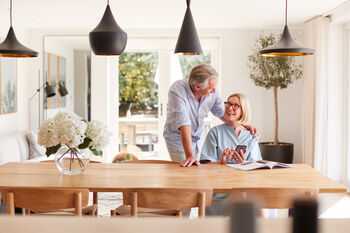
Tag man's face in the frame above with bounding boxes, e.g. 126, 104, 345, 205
200, 78, 216, 96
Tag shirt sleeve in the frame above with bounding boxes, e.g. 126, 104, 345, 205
200, 129, 220, 161
246, 138, 262, 161
210, 93, 224, 119
168, 89, 191, 129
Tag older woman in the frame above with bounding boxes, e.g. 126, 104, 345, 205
201, 93, 261, 164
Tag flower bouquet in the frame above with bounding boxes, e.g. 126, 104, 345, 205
38, 112, 109, 175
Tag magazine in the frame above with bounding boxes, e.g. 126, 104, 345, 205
226, 160, 290, 171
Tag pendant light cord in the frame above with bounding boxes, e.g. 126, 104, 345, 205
10, 0, 13, 26
186, 0, 190, 8
107, 0, 109, 5
285, 0, 288, 25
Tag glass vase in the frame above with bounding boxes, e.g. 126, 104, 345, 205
55, 146, 90, 175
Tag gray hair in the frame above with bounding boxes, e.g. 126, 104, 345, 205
188, 64, 218, 90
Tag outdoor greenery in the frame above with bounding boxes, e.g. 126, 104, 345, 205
119, 52, 159, 116
248, 34, 303, 144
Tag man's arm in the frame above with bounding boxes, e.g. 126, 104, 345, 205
179, 126, 199, 167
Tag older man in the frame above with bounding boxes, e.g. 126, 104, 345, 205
163, 64, 224, 167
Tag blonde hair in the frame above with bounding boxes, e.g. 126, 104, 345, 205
226, 93, 251, 124
188, 64, 218, 90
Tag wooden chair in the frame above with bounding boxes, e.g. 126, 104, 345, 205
230, 188, 318, 209
111, 188, 213, 217
4, 188, 96, 216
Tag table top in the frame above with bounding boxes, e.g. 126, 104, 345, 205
1, 217, 350, 233
0, 162, 346, 193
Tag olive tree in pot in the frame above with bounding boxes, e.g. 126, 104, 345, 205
248, 34, 302, 163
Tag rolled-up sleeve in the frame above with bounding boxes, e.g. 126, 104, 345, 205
246, 139, 262, 161
168, 90, 191, 129
210, 93, 224, 118
200, 129, 219, 161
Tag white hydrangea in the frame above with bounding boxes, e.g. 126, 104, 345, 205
85, 120, 110, 150
38, 119, 59, 148
38, 112, 87, 148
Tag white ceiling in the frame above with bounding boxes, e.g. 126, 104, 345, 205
0, 0, 346, 30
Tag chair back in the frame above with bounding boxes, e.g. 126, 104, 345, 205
5, 188, 89, 216
123, 188, 213, 217
230, 188, 318, 209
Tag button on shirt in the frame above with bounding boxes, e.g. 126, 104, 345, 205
163, 80, 224, 155
200, 123, 262, 162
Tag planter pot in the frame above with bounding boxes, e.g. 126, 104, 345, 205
259, 142, 294, 163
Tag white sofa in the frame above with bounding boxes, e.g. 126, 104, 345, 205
0, 131, 45, 164
0, 131, 46, 209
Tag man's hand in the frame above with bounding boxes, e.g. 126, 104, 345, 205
220, 148, 245, 164
181, 156, 200, 167
242, 124, 257, 136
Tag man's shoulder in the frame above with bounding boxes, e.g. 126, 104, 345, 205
169, 79, 188, 92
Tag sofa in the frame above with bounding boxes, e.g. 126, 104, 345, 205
0, 131, 45, 211
0, 131, 45, 164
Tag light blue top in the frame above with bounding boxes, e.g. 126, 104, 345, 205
200, 123, 262, 163
163, 80, 224, 154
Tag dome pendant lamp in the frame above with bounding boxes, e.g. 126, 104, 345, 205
89, 0, 127, 55
0, 0, 38, 58
175, 0, 202, 55
260, 0, 314, 57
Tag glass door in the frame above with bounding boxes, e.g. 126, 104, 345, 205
117, 36, 220, 160
118, 51, 161, 159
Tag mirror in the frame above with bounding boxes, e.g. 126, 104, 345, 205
43, 35, 91, 121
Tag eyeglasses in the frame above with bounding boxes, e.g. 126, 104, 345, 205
224, 101, 241, 110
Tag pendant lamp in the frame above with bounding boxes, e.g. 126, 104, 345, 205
89, 0, 127, 56
0, 0, 38, 58
175, 0, 202, 55
260, 0, 314, 57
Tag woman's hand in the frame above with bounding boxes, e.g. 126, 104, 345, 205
220, 148, 245, 164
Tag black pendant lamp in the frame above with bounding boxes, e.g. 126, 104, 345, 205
260, 0, 314, 57
175, 0, 202, 55
0, 0, 38, 58
89, 0, 127, 56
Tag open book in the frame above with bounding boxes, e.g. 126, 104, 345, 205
226, 160, 290, 171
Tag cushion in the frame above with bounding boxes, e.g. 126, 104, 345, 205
26, 131, 46, 160
0, 133, 23, 163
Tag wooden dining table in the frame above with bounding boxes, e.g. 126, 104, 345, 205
0, 162, 346, 193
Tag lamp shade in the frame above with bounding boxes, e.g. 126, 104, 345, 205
0, 28, 38, 58
260, 26, 314, 57
45, 82, 56, 98
58, 81, 68, 97
175, 0, 202, 55
89, 4, 127, 55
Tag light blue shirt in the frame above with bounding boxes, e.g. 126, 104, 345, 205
200, 123, 262, 162
163, 80, 224, 154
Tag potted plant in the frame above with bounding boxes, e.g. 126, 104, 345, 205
248, 34, 303, 163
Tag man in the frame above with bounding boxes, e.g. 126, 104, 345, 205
163, 64, 224, 167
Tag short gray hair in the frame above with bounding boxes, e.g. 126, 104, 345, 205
188, 64, 218, 90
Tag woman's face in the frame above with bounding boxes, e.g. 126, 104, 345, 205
223, 96, 242, 123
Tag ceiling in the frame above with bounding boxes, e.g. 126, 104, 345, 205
0, 0, 346, 31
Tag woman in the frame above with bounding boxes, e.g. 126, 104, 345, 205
200, 93, 261, 164
200, 93, 262, 216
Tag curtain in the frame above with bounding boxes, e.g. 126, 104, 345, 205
303, 16, 350, 187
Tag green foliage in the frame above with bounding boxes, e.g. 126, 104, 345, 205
248, 34, 303, 89
178, 53, 211, 79
46, 144, 61, 156
119, 53, 159, 114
